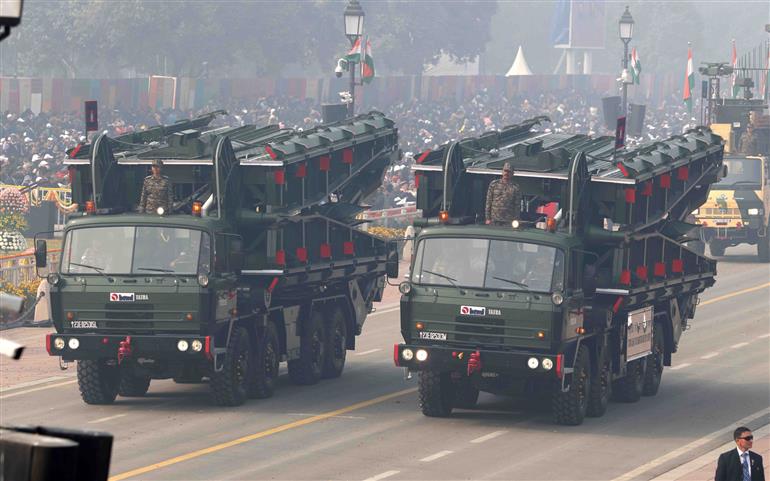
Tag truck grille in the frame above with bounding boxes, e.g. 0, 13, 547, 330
68, 303, 195, 333
455, 317, 505, 345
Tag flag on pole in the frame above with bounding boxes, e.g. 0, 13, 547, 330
360, 37, 375, 84
630, 47, 641, 85
730, 39, 739, 98
761, 47, 770, 101
683, 44, 695, 112
344, 38, 363, 64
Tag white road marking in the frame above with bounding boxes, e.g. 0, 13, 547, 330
0, 380, 77, 400
0, 376, 72, 393
470, 430, 507, 444
758, 333, 770, 339
669, 363, 691, 371
420, 450, 453, 462
730, 342, 750, 349
88, 413, 128, 424
286, 413, 365, 420
363, 470, 400, 481
611, 407, 770, 481
367, 305, 400, 318
355, 348, 382, 356
700, 352, 720, 359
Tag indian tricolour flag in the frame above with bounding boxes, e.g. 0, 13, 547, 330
683, 45, 695, 112
630, 47, 641, 85
344, 37, 375, 84
731, 39, 739, 98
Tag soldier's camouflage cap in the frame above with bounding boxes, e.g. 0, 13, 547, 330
151, 159, 164, 167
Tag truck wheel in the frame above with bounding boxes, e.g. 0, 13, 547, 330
453, 377, 479, 409
757, 235, 770, 262
643, 325, 665, 396
322, 307, 347, 379
288, 311, 325, 385
77, 359, 120, 405
613, 359, 645, 403
587, 352, 612, 418
552, 345, 590, 426
118, 369, 151, 397
210, 326, 251, 406
249, 322, 280, 399
709, 241, 725, 257
419, 370, 454, 417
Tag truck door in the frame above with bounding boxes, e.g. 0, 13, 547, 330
214, 233, 243, 322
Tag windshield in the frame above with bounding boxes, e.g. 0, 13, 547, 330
411, 237, 564, 293
717, 158, 762, 187
61, 226, 211, 275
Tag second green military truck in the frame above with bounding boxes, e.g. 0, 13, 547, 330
37, 111, 399, 406
395, 118, 724, 425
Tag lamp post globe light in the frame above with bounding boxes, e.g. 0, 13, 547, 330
0, 0, 23, 42
343, 0, 365, 117
619, 5, 634, 117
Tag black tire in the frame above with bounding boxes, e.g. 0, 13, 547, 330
118, 369, 151, 397
552, 345, 591, 426
453, 377, 480, 409
249, 322, 280, 399
77, 359, 120, 405
757, 235, 770, 262
210, 326, 251, 406
322, 307, 348, 379
288, 310, 325, 385
709, 241, 725, 257
613, 358, 645, 403
587, 350, 612, 418
419, 370, 454, 417
643, 323, 665, 396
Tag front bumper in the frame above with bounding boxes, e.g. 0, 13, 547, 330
46, 333, 212, 361
394, 343, 560, 378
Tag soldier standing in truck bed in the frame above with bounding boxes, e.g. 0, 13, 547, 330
485, 162, 521, 225
140, 159, 173, 213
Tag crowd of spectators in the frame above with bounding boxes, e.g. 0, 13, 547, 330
1, 90, 699, 210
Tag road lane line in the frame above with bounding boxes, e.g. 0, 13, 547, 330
420, 450, 453, 462
88, 413, 128, 424
0, 380, 77, 400
0, 375, 72, 393
470, 430, 506, 444
363, 470, 399, 481
699, 282, 770, 307
700, 352, 720, 360
759, 333, 770, 339
669, 363, 691, 371
730, 342, 750, 349
108, 387, 417, 481
355, 348, 382, 356
368, 305, 400, 318
286, 413, 365, 420
611, 407, 770, 481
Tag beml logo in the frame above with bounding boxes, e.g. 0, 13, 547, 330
460, 305, 486, 316
110, 293, 118, 301
109, 292, 135, 302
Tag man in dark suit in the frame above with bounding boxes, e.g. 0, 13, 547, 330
715, 427, 765, 481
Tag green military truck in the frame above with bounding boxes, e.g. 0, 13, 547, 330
394, 117, 723, 425
37, 111, 400, 406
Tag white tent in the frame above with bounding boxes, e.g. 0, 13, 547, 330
505, 46, 533, 77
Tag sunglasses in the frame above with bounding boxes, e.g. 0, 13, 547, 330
738, 436, 754, 441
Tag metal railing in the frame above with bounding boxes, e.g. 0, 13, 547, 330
0, 250, 60, 285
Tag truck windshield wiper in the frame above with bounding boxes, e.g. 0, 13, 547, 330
69, 262, 111, 280
422, 269, 459, 288
492, 276, 533, 294
136, 267, 182, 283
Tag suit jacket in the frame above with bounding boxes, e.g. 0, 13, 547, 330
716, 449, 765, 481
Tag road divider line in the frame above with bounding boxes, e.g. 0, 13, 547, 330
108, 388, 417, 481
88, 413, 128, 424
363, 470, 400, 481
420, 450, 453, 462
700, 282, 770, 307
700, 352, 720, 360
0, 375, 72, 393
0, 380, 77, 400
730, 342, 750, 349
470, 430, 506, 444
355, 348, 382, 356
610, 407, 770, 481
286, 413, 365, 420
669, 363, 691, 371
759, 333, 770, 339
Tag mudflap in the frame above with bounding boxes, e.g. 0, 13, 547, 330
558, 339, 581, 393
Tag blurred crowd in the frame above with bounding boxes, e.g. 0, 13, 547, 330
1, 91, 699, 209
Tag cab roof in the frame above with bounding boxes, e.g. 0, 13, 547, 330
417, 224, 581, 249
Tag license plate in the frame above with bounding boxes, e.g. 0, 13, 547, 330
71, 320, 98, 329
418, 331, 447, 340
715, 221, 728, 225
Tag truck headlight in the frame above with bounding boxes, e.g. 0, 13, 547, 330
542, 358, 553, 370
68, 338, 80, 350
177, 340, 189, 352
551, 292, 564, 306
191, 339, 203, 352
398, 282, 411, 295
47, 273, 62, 287
401, 348, 414, 361
512, 219, 521, 229
197, 274, 209, 287
53, 337, 65, 350
156, 206, 165, 216
415, 349, 428, 361
527, 357, 539, 369
748, 208, 760, 216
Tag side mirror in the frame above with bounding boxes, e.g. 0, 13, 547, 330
35, 239, 48, 268
386, 250, 399, 279
583, 264, 597, 298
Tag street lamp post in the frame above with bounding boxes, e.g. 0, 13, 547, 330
619, 6, 635, 118
0, 0, 24, 42
343, 0, 365, 117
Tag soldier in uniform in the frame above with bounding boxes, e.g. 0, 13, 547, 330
738, 124, 757, 155
140, 159, 173, 213
485, 162, 521, 225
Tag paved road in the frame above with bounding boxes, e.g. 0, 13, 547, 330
2, 245, 768, 481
